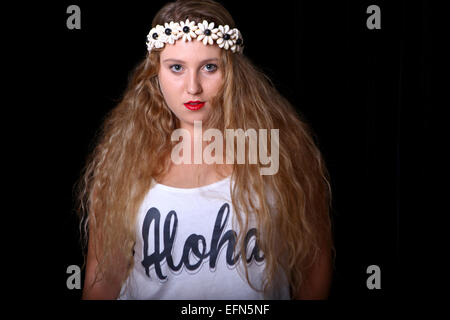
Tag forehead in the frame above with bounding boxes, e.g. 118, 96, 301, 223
160, 40, 221, 63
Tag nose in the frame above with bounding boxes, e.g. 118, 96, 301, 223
186, 70, 202, 96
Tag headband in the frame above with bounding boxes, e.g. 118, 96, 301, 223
146, 19, 244, 53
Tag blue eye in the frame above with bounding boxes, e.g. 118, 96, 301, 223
204, 64, 218, 72
170, 64, 183, 72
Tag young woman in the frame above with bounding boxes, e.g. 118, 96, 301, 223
76, 0, 334, 299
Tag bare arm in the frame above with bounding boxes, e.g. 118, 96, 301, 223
81, 228, 123, 300
292, 245, 333, 300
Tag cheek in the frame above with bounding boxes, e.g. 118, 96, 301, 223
158, 72, 181, 103
205, 73, 223, 96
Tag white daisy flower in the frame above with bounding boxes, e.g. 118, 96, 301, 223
195, 20, 219, 45
146, 25, 166, 51
230, 28, 244, 53
163, 21, 181, 45
179, 19, 198, 42
146, 20, 244, 54
216, 25, 235, 50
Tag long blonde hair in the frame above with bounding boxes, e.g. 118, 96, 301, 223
76, 0, 334, 297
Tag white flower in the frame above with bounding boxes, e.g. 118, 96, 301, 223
146, 20, 244, 54
179, 19, 198, 42
163, 22, 181, 45
216, 25, 235, 50
230, 28, 244, 53
195, 20, 219, 45
146, 25, 166, 51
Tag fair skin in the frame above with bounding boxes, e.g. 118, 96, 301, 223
156, 39, 232, 187
82, 39, 332, 299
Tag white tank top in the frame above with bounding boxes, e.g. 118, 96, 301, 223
117, 175, 290, 300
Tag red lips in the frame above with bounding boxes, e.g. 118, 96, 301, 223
184, 101, 205, 111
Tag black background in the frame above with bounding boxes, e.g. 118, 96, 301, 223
12, 0, 437, 310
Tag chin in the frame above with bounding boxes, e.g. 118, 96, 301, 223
185, 113, 210, 125
178, 117, 204, 128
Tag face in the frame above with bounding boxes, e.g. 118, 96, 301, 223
158, 40, 223, 130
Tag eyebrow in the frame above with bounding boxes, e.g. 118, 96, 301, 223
162, 58, 219, 64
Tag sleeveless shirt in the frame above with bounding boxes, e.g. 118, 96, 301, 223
117, 175, 290, 299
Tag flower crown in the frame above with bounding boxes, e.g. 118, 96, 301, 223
146, 19, 244, 53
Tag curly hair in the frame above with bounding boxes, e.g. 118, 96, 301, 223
75, 0, 334, 298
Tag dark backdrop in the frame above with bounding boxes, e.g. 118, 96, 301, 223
17, 0, 435, 305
